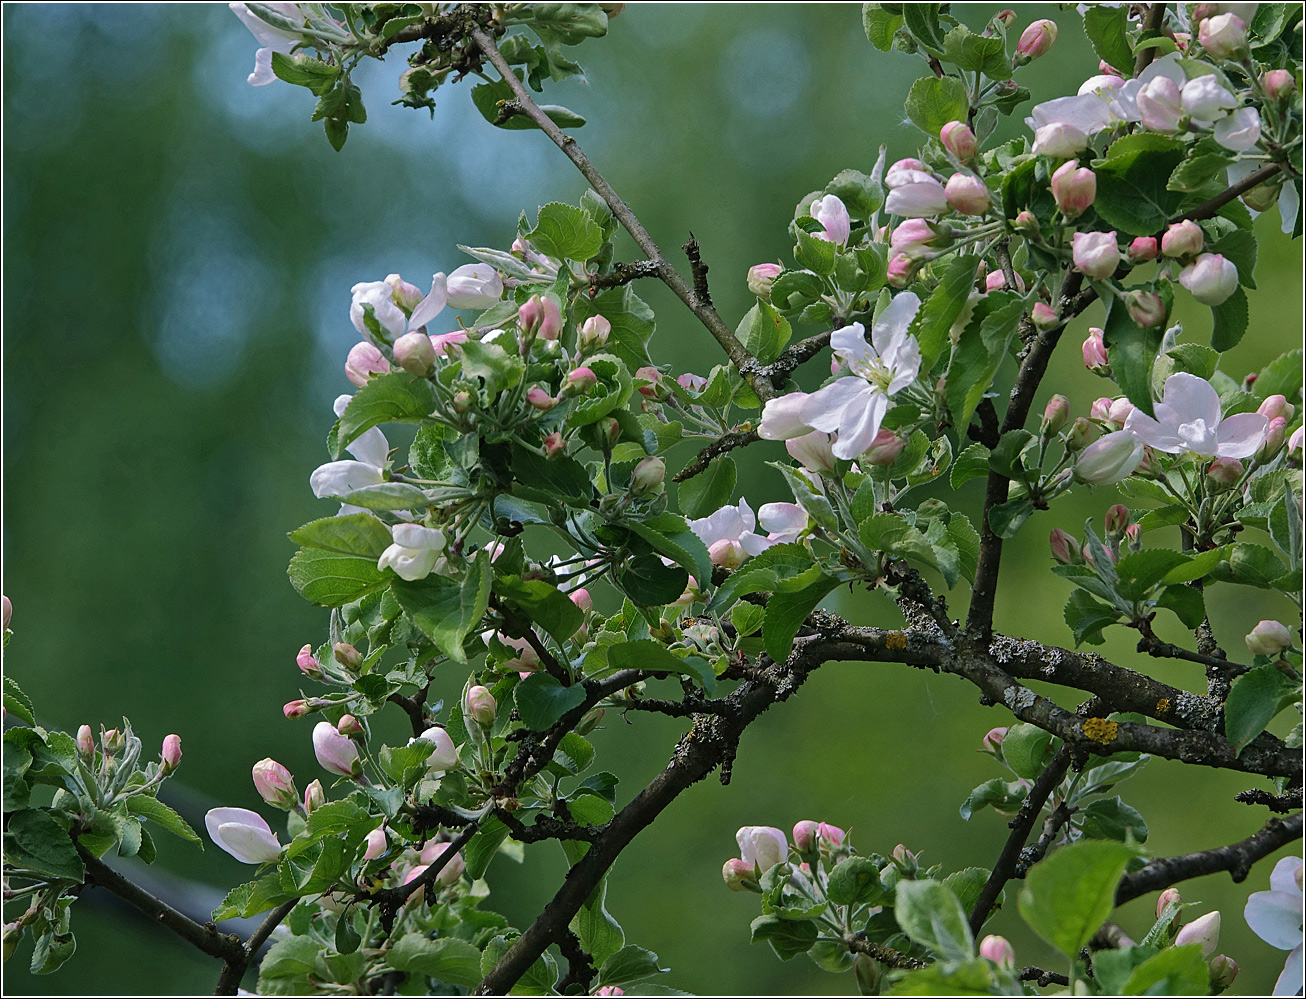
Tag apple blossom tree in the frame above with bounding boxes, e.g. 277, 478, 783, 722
4, 3, 1304, 995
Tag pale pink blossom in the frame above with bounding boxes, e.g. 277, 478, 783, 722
810, 195, 851, 245
1124, 373, 1268, 458
690, 499, 772, 558
312, 721, 360, 778
205, 807, 282, 864
736, 825, 788, 871
759, 503, 808, 545
1179, 253, 1239, 305
1245, 856, 1304, 997
1072, 231, 1119, 280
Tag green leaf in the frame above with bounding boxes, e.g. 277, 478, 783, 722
902, 3, 947, 54
860, 513, 940, 572
862, 4, 904, 51
677, 456, 736, 519
288, 514, 393, 558
946, 291, 1025, 431
597, 945, 667, 988
213, 873, 294, 921
3, 675, 35, 726
463, 816, 511, 881
1017, 839, 1136, 958
607, 640, 715, 694
494, 575, 583, 645
904, 75, 970, 137
1254, 348, 1304, 401
125, 796, 202, 846
1112, 549, 1191, 601
511, 441, 594, 507
1208, 224, 1258, 289
1169, 148, 1236, 193
1078, 796, 1149, 842
336, 372, 436, 456
1083, 5, 1133, 72
749, 913, 819, 961
1226, 542, 1290, 588
1064, 589, 1122, 646
946, 513, 980, 584
1123, 943, 1210, 995
960, 778, 1028, 820
894, 879, 973, 962
514, 673, 587, 730
1001, 723, 1055, 780
914, 255, 980, 372
1156, 584, 1206, 629
1103, 288, 1169, 416
270, 51, 338, 95
471, 78, 587, 131
735, 302, 793, 366
288, 549, 388, 607
987, 498, 1035, 540
571, 286, 656, 372
826, 857, 886, 906
618, 553, 688, 607
572, 873, 625, 966
950, 442, 991, 489
826, 169, 884, 220
527, 201, 603, 261
4, 810, 84, 881
708, 543, 815, 613
1211, 284, 1249, 352
1092, 135, 1185, 235
1165, 342, 1219, 380
626, 515, 712, 593
388, 934, 483, 987
942, 24, 1010, 79
459, 339, 525, 396
389, 552, 491, 663
763, 566, 840, 662
1225, 664, 1302, 754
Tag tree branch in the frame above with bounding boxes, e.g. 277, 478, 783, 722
588, 259, 660, 294
1172, 162, 1283, 224
846, 934, 927, 969
761, 329, 834, 388
672, 427, 760, 482
1019, 966, 1071, 987
1133, 4, 1168, 76
467, 27, 771, 401
363, 821, 482, 931
214, 900, 298, 995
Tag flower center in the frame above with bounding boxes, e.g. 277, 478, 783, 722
1177, 417, 1215, 449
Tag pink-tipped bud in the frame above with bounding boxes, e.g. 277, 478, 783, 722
940, 120, 978, 161
1015, 19, 1057, 63
336, 714, 364, 737
1257, 395, 1295, 423
464, 686, 497, 727
1042, 395, 1070, 435
1206, 456, 1244, 491
1091, 397, 1114, 422
578, 314, 612, 353
863, 428, 906, 466
429, 330, 467, 358
1107, 397, 1136, 428
886, 253, 919, 288
1179, 253, 1239, 306
252, 758, 298, 809
1162, 220, 1204, 259
1067, 417, 1095, 450
76, 724, 95, 759
161, 734, 182, 773
569, 588, 594, 614
945, 173, 991, 216
817, 822, 845, 849
363, 827, 388, 860
747, 263, 782, 300
526, 387, 557, 411
636, 366, 670, 401
1072, 230, 1120, 280
296, 644, 321, 678
1245, 619, 1293, 656
283, 699, 310, 720
345, 341, 390, 388
102, 728, 125, 755
1127, 290, 1167, 329
303, 779, 326, 814
1291, 426, 1305, 462
1262, 69, 1296, 101
451, 390, 472, 415
564, 366, 598, 396
1050, 160, 1096, 217
1199, 13, 1248, 60
421, 841, 466, 886
333, 642, 363, 670
1104, 504, 1131, 536
892, 844, 920, 872
1128, 237, 1159, 264
1175, 910, 1221, 959
1157, 887, 1183, 918
1012, 210, 1040, 236
1049, 528, 1080, 564
1099, 59, 1123, 77
677, 372, 708, 393
995, 9, 1017, 28
1, 595, 10, 631
543, 432, 567, 459
1261, 417, 1289, 457
1124, 523, 1142, 550
793, 820, 820, 852
979, 934, 1015, 969
1083, 328, 1110, 374
631, 456, 666, 495
982, 727, 1009, 752
1209, 954, 1238, 989
393, 331, 436, 376
385, 274, 424, 315
313, 721, 361, 778
708, 538, 747, 570
1031, 301, 1059, 331
723, 857, 754, 892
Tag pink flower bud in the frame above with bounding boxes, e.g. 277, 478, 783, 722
1127, 290, 1167, 329
722, 857, 754, 891
1091, 397, 1114, 422
205, 807, 282, 864
982, 727, 1009, 752
418, 726, 460, 772
102, 728, 125, 754
451, 390, 472, 414
521, 295, 564, 342
565, 366, 598, 395
1162, 220, 1204, 259
1199, 13, 1248, 60
526, 387, 557, 411
252, 758, 298, 809
385, 274, 424, 315
1209, 954, 1238, 989
334, 642, 363, 670
312, 721, 361, 778
1012, 210, 1040, 236
810, 194, 851, 245
577, 314, 612, 354
1074, 430, 1144, 485
1245, 619, 1293, 655
1179, 253, 1238, 305
1033, 122, 1089, 158
336, 713, 363, 737
1104, 504, 1131, 536
1107, 397, 1135, 428
890, 219, 938, 254
1067, 417, 1095, 450
594, 987, 625, 998
708, 538, 747, 570
1099, 59, 1123, 77
631, 456, 666, 495
1051, 160, 1096, 217
296, 644, 320, 678
945, 174, 991, 216
886, 253, 919, 288
980, 934, 1015, 969
863, 429, 906, 466
678, 372, 708, 393
464, 685, 496, 727
1015, 19, 1057, 63
1137, 76, 1185, 132
76, 724, 95, 759
392, 331, 436, 376
1262, 69, 1296, 101
1128, 237, 1159, 263
1258, 395, 1295, 423
817, 822, 845, 848
636, 366, 669, 400
737, 826, 789, 871
1031, 302, 1059, 331
363, 827, 388, 860
1157, 887, 1183, 918
569, 588, 594, 614
345, 341, 390, 388
1206, 456, 1244, 491
786, 431, 837, 474
543, 432, 567, 459
1292, 426, 1305, 461
303, 779, 326, 814
1072, 230, 1119, 280
995, 9, 1017, 28
283, 699, 310, 720
792, 820, 820, 852
161, 734, 183, 773
1175, 910, 1221, 959
1, 595, 10, 632
1083, 328, 1110, 373
429, 330, 468, 358
892, 844, 919, 871
1042, 395, 1070, 435
747, 263, 782, 300
421, 841, 466, 885
1049, 529, 1080, 564
940, 120, 978, 161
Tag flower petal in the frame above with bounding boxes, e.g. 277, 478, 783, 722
408, 273, 448, 330
310, 461, 384, 499
801, 378, 871, 435
1162, 372, 1222, 428
1271, 857, 1304, 895
1274, 945, 1304, 997
1123, 410, 1184, 453
1246, 890, 1304, 950
759, 392, 814, 440
831, 392, 889, 460
1215, 412, 1270, 458
871, 292, 922, 357
347, 427, 390, 470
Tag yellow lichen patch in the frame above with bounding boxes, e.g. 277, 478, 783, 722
1156, 698, 1171, 715
886, 632, 908, 650
1081, 717, 1118, 744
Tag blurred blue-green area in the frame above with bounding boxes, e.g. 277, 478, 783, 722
2, 4, 1300, 995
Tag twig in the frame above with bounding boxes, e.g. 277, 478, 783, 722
1017, 803, 1075, 876
968, 746, 1073, 936
1235, 787, 1303, 814
364, 821, 482, 931
1137, 633, 1251, 677
683, 234, 713, 310
555, 928, 597, 993
672, 428, 760, 482
762, 329, 834, 388
1018, 965, 1071, 987
1171, 162, 1283, 224
846, 934, 927, 969
1133, 3, 1168, 76
214, 899, 298, 995
588, 259, 660, 294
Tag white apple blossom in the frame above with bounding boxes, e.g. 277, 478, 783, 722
230, 2, 312, 87
736, 825, 788, 872
378, 523, 447, 581
205, 807, 282, 864
1123, 373, 1269, 458
446, 263, 505, 309
1181, 75, 1240, 124
810, 195, 851, 245
1213, 106, 1261, 150
758, 503, 808, 545
1245, 856, 1304, 997
350, 274, 448, 341
689, 499, 772, 558
759, 391, 815, 441
309, 396, 391, 512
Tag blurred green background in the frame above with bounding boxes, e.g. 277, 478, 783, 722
3, 3, 1300, 995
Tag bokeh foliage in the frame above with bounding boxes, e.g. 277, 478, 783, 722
2, 4, 1299, 994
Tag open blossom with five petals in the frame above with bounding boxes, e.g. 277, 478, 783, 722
205, 807, 282, 864
1124, 373, 1269, 458
689, 499, 772, 558
230, 3, 312, 87
378, 524, 447, 581
1244, 856, 1304, 997
779, 293, 922, 461
310, 395, 391, 509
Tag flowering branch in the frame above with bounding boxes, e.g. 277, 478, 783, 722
672, 427, 761, 483
214, 900, 298, 996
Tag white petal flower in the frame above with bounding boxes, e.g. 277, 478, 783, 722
689, 499, 772, 558
1213, 106, 1261, 151
1245, 856, 1304, 998
350, 280, 408, 340
759, 503, 808, 545
736, 826, 788, 871
759, 391, 815, 441
205, 807, 282, 864
378, 523, 447, 581
230, 3, 308, 86
1123, 372, 1269, 458
408, 273, 449, 329
446, 263, 504, 310
1181, 75, 1239, 124
310, 460, 384, 499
